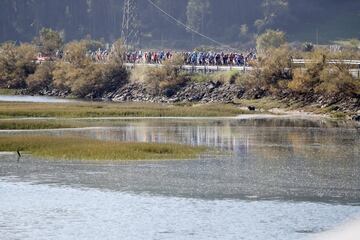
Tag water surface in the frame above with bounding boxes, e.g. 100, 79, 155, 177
0, 117, 359, 239
0, 95, 75, 103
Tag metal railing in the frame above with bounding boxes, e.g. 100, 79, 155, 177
124, 59, 360, 78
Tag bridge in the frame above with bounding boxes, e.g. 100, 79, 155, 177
124, 60, 360, 79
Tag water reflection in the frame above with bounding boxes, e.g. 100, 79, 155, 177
0, 118, 359, 204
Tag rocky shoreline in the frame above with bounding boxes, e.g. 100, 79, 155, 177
20, 80, 360, 119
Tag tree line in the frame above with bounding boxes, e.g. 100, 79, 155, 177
1, 0, 359, 48
1, 28, 359, 101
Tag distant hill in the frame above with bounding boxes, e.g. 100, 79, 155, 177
0, 0, 359, 48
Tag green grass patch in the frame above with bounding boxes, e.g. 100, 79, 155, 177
0, 88, 17, 95
0, 102, 248, 119
0, 135, 207, 161
0, 120, 74, 130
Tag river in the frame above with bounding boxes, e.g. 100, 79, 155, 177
0, 95, 75, 103
0, 96, 360, 239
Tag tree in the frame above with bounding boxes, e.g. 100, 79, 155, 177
62, 40, 91, 67
186, 0, 211, 33
108, 39, 126, 66
26, 62, 54, 92
255, 0, 289, 32
34, 28, 63, 56
256, 29, 286, 53
0, 42, 37, 88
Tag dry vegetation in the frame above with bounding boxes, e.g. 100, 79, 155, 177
0, 31, 129, 98
0, 135, 206, 161
0, 120, 73, 130
0, 102, 248, 119
139, 54, 189, 96
1, 28, 359, 115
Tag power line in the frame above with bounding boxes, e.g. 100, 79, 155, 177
146, 0, 239, 52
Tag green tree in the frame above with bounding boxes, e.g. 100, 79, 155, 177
34, 28, 63, 56
0, 42, 37, 89
255, 0, 289, 32
26, 62, 54, 92
256, 29, 286, 53
186, 0, 211, 32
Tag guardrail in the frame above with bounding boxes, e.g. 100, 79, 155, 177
124, 63, 252, 72
124, 61, 360, 78
292, 59, 360, 65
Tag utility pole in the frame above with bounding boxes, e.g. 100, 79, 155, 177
121, 0, 140, 48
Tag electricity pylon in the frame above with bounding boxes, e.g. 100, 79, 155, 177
121, 0, 140, 48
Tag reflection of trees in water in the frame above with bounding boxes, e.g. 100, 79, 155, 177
29, 119, 359, 167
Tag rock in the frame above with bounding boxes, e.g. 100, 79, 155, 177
163, 88, 176, 98
248, 106, 256, 111
352, 115, 360, 122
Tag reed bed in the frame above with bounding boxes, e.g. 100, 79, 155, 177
0, 135, 206, 161
0, 102, 247, 119
0, 120, 73, 130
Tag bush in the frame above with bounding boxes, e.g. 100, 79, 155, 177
0, 42, 37, 89
26, 62, 54, 92
251, 45, 292, 92
70, 63, 104, 98
108, 39, 126, 66
316, 66, 360, 97
63, 40, 91, 67
101, 63, 129, 93
256, 29, 286, 53
52, 61, 79, 92
289, 49, 360, 97
288, 69, 313, 93
143, 54, 188, 94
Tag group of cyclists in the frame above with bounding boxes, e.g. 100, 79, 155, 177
123, 50, 256, 66
39, 47, 257, 67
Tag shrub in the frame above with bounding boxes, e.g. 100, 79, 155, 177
63, 40, 91, 67
288, 68, 313, 93
26, 62, 54, 92
53, 61, 128, 98
70, 63, 104, 98
108, 39, 126, 66
254, 45, 293, 92
0, 42, 37, 89
316, 66, 360, 97
52, 61, 79, 91
101, 63, 129, 93
143, 54, 188, 94
256, 29, 286, 53
289, 49, 360, 97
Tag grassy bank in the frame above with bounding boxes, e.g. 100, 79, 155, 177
0, 120, 74, 130
0, 135, 206, 161
0, 102, 248, 119
0, 88, 17, 95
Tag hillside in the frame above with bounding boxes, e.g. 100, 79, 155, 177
0, 0, 359, 48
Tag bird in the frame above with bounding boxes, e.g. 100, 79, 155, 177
16, 150, 21, 162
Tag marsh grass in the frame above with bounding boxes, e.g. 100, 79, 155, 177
0, 135, 207, 161
0, 102, 247, 118
0, 120, 73, 130
0, 88, 17, 95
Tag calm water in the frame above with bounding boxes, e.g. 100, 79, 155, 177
1, 117, 360, 239
0, 95, 74, 103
